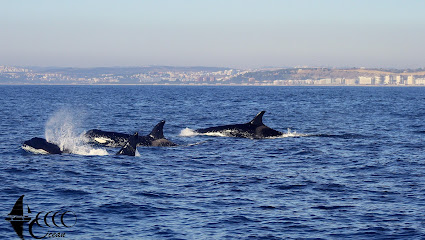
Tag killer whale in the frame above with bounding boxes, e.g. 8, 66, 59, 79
22, 134, 139, 156
22, 137, 63, 154
116, 132, 139, 156
85, 120, 177, 147
195, 111, 283, 139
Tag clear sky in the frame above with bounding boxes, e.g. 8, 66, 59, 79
1, 0, 425, 68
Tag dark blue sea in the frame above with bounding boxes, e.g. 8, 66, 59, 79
1, 85, 425, 239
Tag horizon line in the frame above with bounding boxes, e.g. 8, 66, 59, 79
2, 65, 425, 70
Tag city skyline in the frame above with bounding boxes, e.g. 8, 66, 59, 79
3, 65, 425, 86
1, 0, 425, 68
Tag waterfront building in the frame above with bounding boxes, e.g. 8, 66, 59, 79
333, 78, 344, 84
345, 79, 357, 85
407, 75, 415, 85
318, 78, 332, 85
384, 75, 392, 84
395, 75, 403, 85
374, 76, 383, 85
416, 78, 425, 85
358, 76, 373, 85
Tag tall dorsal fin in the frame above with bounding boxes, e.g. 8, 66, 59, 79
248, 111, 265, 125
149, 120, 165, 139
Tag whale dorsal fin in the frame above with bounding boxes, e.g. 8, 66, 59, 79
248, 111, 265, 125
116, 132, 138, 156
149, 120, 165, 139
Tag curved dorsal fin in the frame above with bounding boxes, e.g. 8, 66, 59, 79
248, 111, 265, 125
149, 120, 165, 139
116, 132, 138, 156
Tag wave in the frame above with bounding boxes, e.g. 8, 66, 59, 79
267, 128, 309, 139
45, 108, 109, 156
310, 133, 368, 139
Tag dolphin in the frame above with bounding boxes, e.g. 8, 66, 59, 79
195, 111, 283, 139
22, 134, 139, 156
84, 120, 177, 147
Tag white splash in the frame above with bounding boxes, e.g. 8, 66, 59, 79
45, 108, 109, 156
268, 128, 309, 139
179, 128, 199, 137
135, 148, 141, 157
185, 141, 210, 146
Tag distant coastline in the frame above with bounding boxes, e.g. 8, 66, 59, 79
2, 65, 425, 86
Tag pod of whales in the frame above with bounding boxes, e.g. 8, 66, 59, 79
22, 133, 139, 156
22, 111, 284, 156
195, 111, 283, 139
84, 120, 177, 147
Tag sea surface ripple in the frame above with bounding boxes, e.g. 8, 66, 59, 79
0, 86, 425, 239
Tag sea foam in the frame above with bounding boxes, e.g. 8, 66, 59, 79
45, 108, 109, 156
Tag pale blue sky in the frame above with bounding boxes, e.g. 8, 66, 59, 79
1, 0, 425, 68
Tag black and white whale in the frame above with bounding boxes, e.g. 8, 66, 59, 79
22, 137, 63, 154
115, 132, 139, 156
195, 111, 283, 139
22, 133, 139, 156
84, 120, 177, 147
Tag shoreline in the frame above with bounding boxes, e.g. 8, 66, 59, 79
1, 83, 425, 87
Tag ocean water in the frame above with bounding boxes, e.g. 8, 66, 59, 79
1, 85, 425, 239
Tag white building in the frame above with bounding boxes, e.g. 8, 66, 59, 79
318, 78, 332, 85
345, 79, 357, 85
384, 75, 392, 84
374, 76, 382, 85
395, 75, 403, 85
333, 78, 344, 84
358, 76, 374, 85
407, 75, 415, 85
415, 78, 425, 85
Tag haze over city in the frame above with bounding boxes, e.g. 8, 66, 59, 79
1, 0, 425, 69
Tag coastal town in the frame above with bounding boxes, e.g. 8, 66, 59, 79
1, 65, 425, 86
